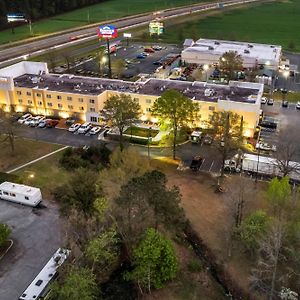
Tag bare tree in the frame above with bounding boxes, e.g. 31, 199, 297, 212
273, 133, 300, 177
61, 52, 74, 72
45, 51, 57, 72
0, 111, 16, 155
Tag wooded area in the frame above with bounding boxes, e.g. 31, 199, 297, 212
0, 0, 107, 28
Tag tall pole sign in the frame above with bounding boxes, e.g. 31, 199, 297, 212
97, 25, 118, 79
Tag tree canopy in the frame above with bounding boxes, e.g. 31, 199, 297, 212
151, 89, 199, 159
0, 224, 11, 247
219, 51, 243, 80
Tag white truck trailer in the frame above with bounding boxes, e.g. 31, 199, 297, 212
224, 153, 300, 182
0, 182, 42, 207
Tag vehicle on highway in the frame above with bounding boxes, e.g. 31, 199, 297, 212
68, 123, 81, 132
190, 156, 203, 171
17, 113, 32, 124
203, 134, 213, 145
89, 126, 101, 135
261, 97, 267, 104
267, 98, 274, 105
296, 101, 300, 110
19, 248, 70, 300
282, 100, 288, 108
0, 181, 42, 207
38, 119, 51, 128
78, 122, 92, 134
46, 119, 59, 128
29, 116, 45, 127
256, 142, 277, 152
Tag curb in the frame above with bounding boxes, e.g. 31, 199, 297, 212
0, 239, 13, 262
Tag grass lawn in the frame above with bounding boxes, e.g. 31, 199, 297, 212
139, 0, 300, 51
0, 136, 63, 173
272, 90, 300, 103
0, 0, 212, 45
14, 151, 69, 200
124, 126, 159, 138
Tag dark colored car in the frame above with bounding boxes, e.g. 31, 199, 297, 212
282, 100, 288, 108
203, 134, 213, 145
259, 120, 277, 129
190, 156, 204, 171
46, 119, 59, 128
144, 48, 155, 53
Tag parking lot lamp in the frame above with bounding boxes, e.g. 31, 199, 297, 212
106, 38, 112, 79
148, 126, 152, 160
203, 64, 209, 82
283, 70, 289, 102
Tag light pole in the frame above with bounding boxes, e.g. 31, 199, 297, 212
282, 70, 289, 103
148, 126, 152, 160
203, 64, 209, 82
255, 147, 260, 183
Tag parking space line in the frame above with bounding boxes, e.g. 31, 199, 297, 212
208, 161, 214, 172
199, 158, 205, 170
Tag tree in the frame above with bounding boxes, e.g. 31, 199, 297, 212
0, 224, 11, 247
125, 228, 178, 293
0, 111, 16, 155
111, 58, 126, 79
97, 47, 106, 76
274, 134, 300, 177
53, 168, 99, 214
61, 52, 74, 71
151, 89, 199, 160
50, 267, 98, 300
238, 211, 269, 253
85, 228, 120, 273
99, 147, 151, 200
45, 51, 57, 72
209, 111, 244, 177
288, 41, 295, 51
219, 51, 243, 81
102, 94, 141, 149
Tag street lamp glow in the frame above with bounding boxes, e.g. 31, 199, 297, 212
265, 61, 270, 66
203, 64, 209, 71
221, 57, 226, 62
101, 56, 108, 64
29, 174, 35, 179
283, 70, 289, 78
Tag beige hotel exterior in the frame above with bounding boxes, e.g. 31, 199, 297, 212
0, 61, 264, 137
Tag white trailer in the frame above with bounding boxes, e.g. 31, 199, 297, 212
224, 154, 300, 182
0, 182, 42, 207
19, 248, 70, 300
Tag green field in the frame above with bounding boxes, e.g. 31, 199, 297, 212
153, 0, 300, 51
0, 0, 211, 45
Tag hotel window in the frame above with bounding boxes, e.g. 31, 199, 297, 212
90, 108, 95, 112
18, 99, 23, 104
28, 100, 33, 105
146, 108, 151, 112
90, 116, 97, 122
46, 94, 51, 99
58, 104, 63, 109
89, 99, 95, 104
208, 106, 215, 111
47, 102, 53, 107
79, 106, 84, 111
68, 105, 73, 110
38, 101, 43, 106
78, 98, 84, 103
36, 93, 41, 97
146, 99, 152, 104
67, 96, 72, 101
57, 95, 62, 100
16, 91, 22, 95
26, 92, 31, 96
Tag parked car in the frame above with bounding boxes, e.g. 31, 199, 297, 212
190, 156, 204, 171
17, 113, 32, 124
282, 100, 288, 108
38, 119, 51, 128
144, 48, 155, 53
68, 123, 81, 132
203, 134, 213, 145
267, 98, 274, 105
46, 119, 59, 128
137, 53, 147, 59
30, 116, 45, 127
78, 122, 92, 134
153, 60, 162, 65
65, 117, 75, 126
152, 45, 162, 51
24, 117, 34, 126
256, 142, 277, 152
141, 52, 149, 56
261, 97, 267, 104
296, 101, 300, 110
89, 126, 101, 135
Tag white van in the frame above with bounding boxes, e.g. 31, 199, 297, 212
0, 182, 42, 207
18, 113, 32, 124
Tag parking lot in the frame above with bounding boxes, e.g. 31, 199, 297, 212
0, 201, 61, 300
71, 43, 181, 79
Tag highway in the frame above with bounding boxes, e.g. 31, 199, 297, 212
0, 0, 265, 68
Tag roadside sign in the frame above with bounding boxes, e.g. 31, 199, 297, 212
97, 25, 118, 39
123, 33, 132, 38
149, 21, 164, 36
7, 13, 27, 23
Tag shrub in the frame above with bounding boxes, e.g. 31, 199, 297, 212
0, 224, 11, 247
187, 259, 203, 273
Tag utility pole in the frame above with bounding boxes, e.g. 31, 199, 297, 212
106, 38, 112, 79
28, 19, 33, 36
255, 148, 260, 183
148, 126, 152, 160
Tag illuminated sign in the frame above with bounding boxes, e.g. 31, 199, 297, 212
123, 33, 132, 38
97, 25, 118, 39
7, 13, 27, 23
149, 22, 164, 36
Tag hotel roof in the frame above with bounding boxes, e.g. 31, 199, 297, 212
14, 73, 262, 104
183, 38, 281, 63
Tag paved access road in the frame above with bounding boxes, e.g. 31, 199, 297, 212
0, 0, 264, 67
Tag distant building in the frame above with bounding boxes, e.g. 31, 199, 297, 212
182, 38, 282, 70
0, 61, 264, 137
